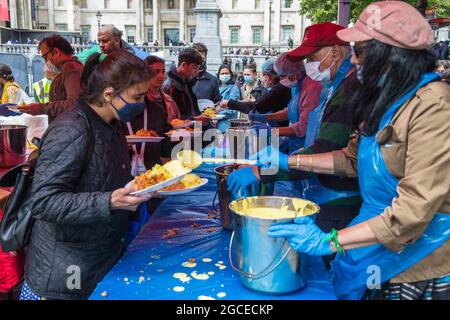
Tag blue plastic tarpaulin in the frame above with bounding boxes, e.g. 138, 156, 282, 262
90, 164, 336, 300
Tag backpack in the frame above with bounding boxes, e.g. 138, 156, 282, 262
0, 110, 94, 252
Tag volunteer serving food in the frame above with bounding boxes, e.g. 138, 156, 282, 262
257, 1, 449, 300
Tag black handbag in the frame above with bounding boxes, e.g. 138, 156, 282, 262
0, 112, 95, 252
0, 142, 39, 252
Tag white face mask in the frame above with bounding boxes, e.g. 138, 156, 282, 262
304, 48, 334, 83
280, 78, 298, 88
45, 60, 60, 74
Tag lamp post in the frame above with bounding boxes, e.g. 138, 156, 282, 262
268, 0, 272, 50
95, 10, 102, 31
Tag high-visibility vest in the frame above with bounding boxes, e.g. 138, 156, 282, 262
1, 81, 20, 104
32, 78, 51, 103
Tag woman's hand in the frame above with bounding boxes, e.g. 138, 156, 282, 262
227, 165, 261, 194
249, 146, 289, 171
110, 188, 155, 211
268, 217, 333, 256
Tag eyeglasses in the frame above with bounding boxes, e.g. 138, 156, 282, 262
41, 48, 54, 60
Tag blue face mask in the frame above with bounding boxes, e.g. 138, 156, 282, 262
243, 75, 253, 83
111, 94, 145, 123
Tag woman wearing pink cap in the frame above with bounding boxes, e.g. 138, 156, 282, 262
264, 1, 450, 300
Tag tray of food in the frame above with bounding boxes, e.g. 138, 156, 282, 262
170, 118, 193, 129
157, 173, 208, 196
127, 160, 191, 196
126, 129, 165, 143
165, 128, 202, 139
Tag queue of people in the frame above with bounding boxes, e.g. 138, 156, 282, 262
0, 1, 448, 301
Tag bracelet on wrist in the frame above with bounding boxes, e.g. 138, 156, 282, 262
324, 228, 346, 255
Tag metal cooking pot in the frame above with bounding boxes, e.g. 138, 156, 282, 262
0, 125, 28, 167
226, 126, 270, 160
213, 164, 274, 230
229, 119, 252, 128
228, 196, 319, 294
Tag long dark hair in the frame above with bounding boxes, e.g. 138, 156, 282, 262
353, 40, 437, 136
217, 64, 234, 85
80, 49, 151, 106
0, 64, 14, 82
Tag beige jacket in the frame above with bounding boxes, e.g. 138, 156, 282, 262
332, 81, 450, 283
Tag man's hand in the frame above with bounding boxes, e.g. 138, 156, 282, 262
17, 103, 44, 115
219, 100, 229, 109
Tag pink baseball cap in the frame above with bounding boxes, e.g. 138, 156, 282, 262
337, 1, 434, 50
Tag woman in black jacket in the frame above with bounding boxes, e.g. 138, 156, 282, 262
21, 49, 153, 300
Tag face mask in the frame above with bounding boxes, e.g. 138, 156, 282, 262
356, 65, 364, 83
280, 78, 298, 88
261, 76, 272, 88
45, 60, 60, 74
220, 74, 231, 83
304, 49, 334, 83
243, 75, 253, 83
111, 94, 145, 123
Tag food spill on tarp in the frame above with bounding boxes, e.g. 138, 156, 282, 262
191, 271, 209, 280
162, 228, 180, 239
182, 261, 197, 268
173, 272, 191, 283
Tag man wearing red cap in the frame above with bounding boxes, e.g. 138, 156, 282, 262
226, 23, 363, 248
265, 22, 363, 238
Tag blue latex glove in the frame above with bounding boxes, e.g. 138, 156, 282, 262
249, 146, 289, 171
251, 122, 271, 137
227, 166, 259, 194
268, 217, 333, 256
249, 110, 266, 122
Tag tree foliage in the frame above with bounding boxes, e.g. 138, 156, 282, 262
294, 0, 450, 24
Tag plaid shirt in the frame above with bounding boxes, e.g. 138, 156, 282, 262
261, 69, 362, 207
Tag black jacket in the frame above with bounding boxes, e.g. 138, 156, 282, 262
228, 82, 291, 126
25, 100, 133, 299
163, 66, 200, 119
123, 95, 174, 169
192, 69, 222, 104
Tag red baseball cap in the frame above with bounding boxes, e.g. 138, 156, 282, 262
288, 22, 349, 60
